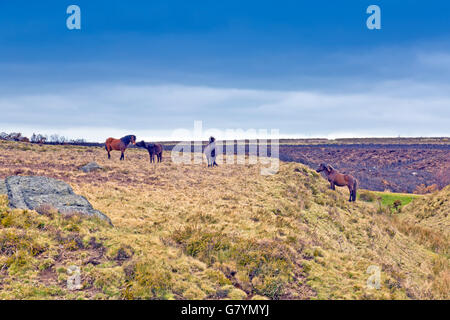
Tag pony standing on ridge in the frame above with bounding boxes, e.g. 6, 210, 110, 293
204, 136, 218, 167
316, 163, 358, 202
136, 141, 163, 163
105, 135, 136, 160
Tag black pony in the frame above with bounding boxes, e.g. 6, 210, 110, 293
136, 140, 163, 163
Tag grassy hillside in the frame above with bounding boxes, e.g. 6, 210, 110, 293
0, 141, 448, 299
393, 186, 449, 256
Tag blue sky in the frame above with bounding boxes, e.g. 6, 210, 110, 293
0, 1, 449, 141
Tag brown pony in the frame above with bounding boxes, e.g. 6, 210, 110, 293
316, 163, 358, 202
136, 141, 163, 163
105, 135, 136, 160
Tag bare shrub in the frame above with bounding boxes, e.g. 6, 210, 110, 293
359, 190, 380, 202
35, 204, 58, 219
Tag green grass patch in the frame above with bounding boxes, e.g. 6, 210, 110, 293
374, 191, 421, 207
359, 190, 420, 206
358, 190, 422, 213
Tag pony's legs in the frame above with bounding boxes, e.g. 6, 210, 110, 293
348, 187, 353, 202
120, 151, 124, 160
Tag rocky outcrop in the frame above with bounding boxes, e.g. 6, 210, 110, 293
5, 176, 112, 225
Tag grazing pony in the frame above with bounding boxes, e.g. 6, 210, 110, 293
316, 163, 358, 202
136, 141, 163, 163
204, 136, 218, 167
105, 135, 136, 160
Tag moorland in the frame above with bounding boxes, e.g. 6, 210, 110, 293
0, 140, 448, 300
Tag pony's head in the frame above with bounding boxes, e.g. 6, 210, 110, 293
209, 136, 216, 143
135, 140, 146, 148
121, 135, 136, 145
316, 163, 333, 173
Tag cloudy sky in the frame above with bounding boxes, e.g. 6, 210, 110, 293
0, 0, 449, 141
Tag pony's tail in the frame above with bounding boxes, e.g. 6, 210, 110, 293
352, 180, 358, 201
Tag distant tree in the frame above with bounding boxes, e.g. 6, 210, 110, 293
31, 133, 47, 144
0, 132, 30, 142
50, 134, 60, 143
58, 136, 67, 144
47, 134, 68, 144
7, 132, 22, 141
34, 134, 47, 144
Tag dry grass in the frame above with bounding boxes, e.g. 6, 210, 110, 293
393, 186, 449, 256
0, 140, 448, 300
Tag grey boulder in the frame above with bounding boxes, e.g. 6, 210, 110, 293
5, 176, 112, 225
79, 162, 103, 173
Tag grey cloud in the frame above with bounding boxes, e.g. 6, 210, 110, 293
1, 80, 449, 142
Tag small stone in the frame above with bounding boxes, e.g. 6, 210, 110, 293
79, 162, 103, 173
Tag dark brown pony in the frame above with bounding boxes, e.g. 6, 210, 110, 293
316, 163, 358, 202
136, 141, 163, 163
105, 135, 136, 160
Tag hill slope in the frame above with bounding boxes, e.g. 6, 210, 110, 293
0, 141, 448, 299
393, 186, 449, 256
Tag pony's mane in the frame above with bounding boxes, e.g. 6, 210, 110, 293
120, 135, 136, 144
